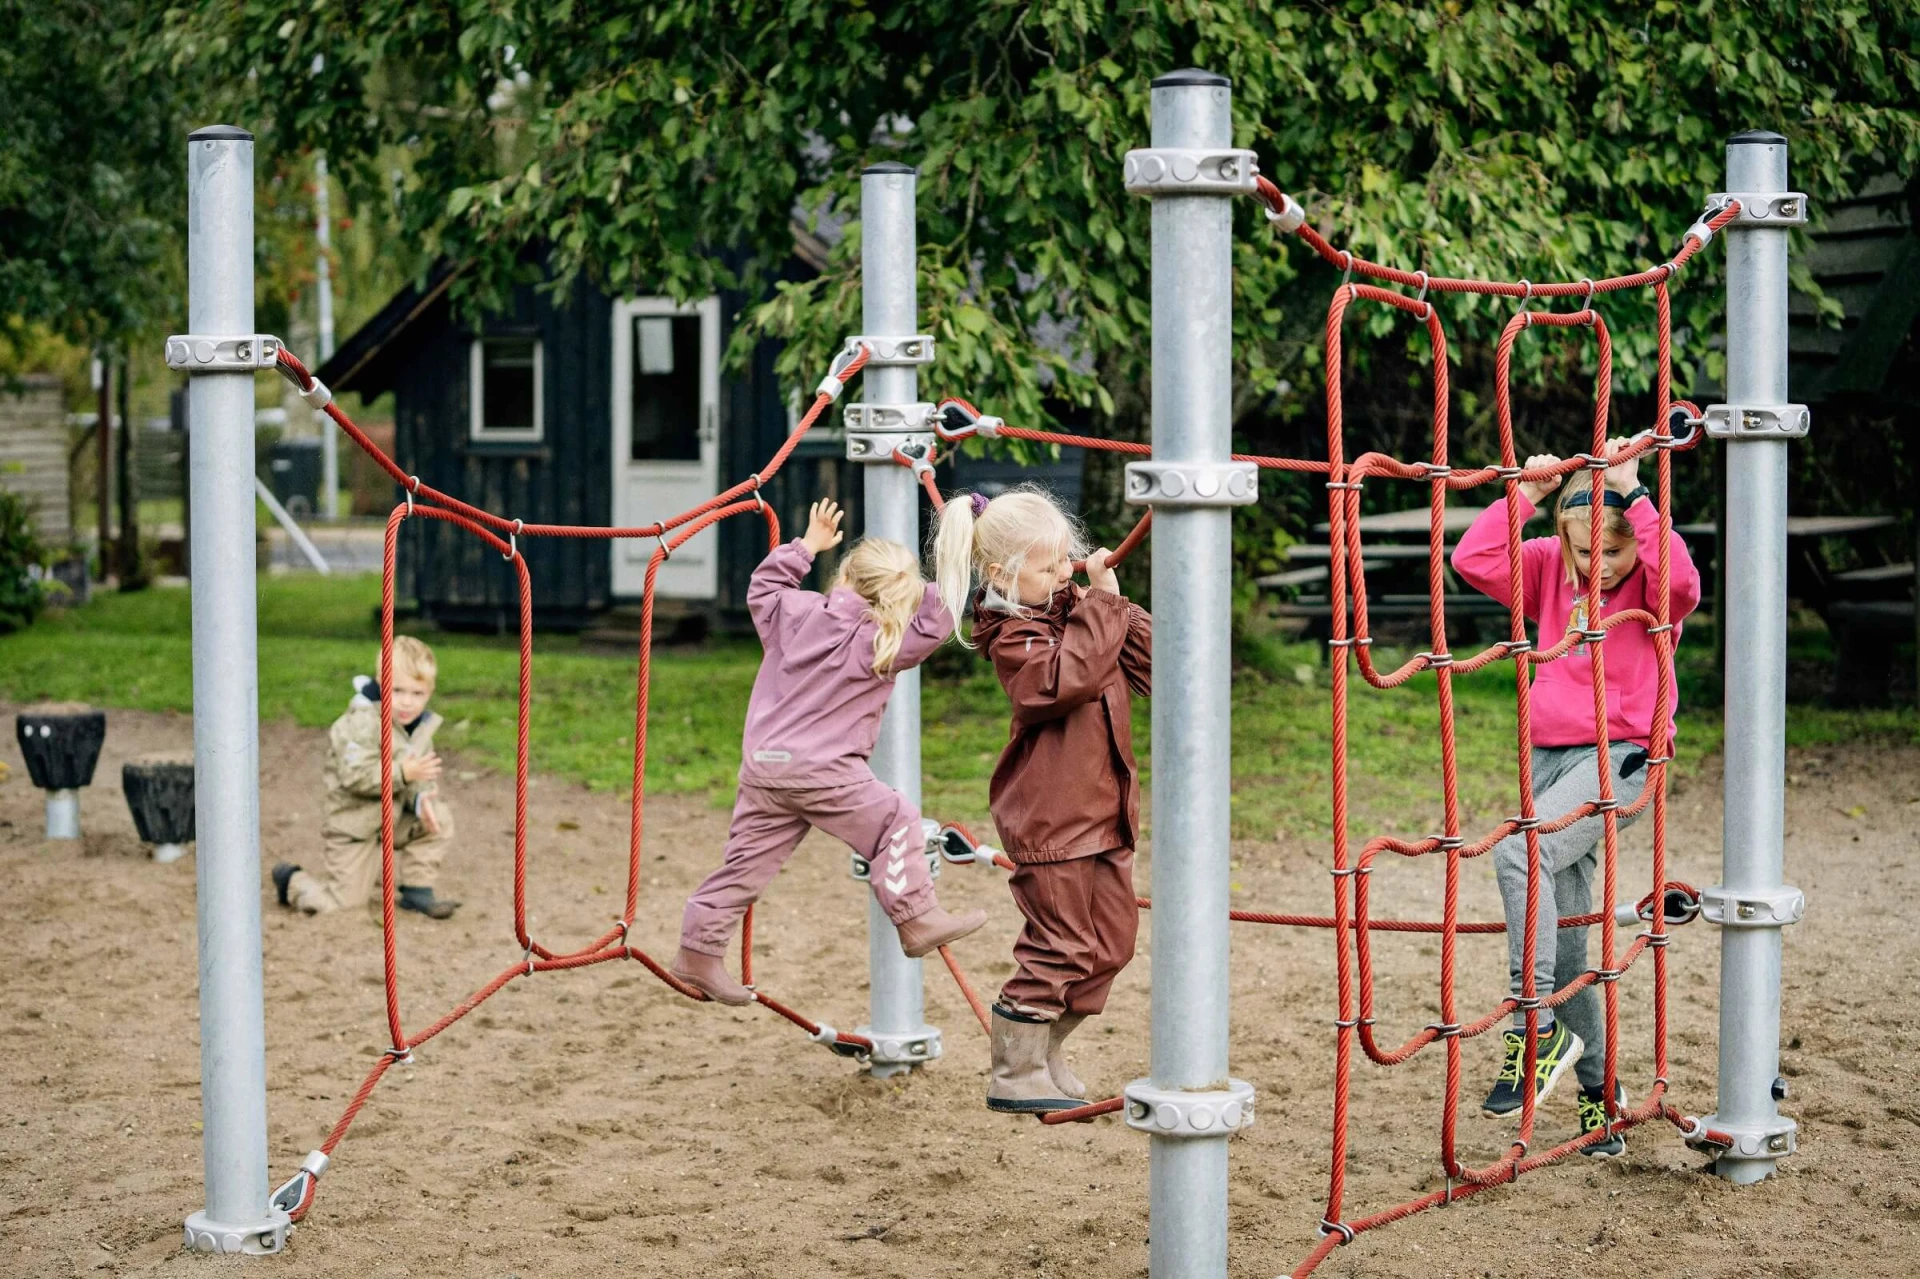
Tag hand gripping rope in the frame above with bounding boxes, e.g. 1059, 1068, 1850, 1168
266, 181, 1737, 1264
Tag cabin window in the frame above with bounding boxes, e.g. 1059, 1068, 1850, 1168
628, 314, 702, 462
468, 337, 543, 442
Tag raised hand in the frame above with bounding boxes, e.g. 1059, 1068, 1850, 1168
1602, 435, 1641, 496
802, 498, 846, 554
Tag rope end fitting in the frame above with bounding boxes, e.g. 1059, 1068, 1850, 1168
1264, 190, 1306, 234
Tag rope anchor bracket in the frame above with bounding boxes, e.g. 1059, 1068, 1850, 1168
1708, 191, 1811, 227
1124, 460, 1259, 508
1122, 1077, 1257, 1138
1122, 147, 1260, 196
843, 402, 935, 463
850, 1024, 943, 1069
1699, 883, 1805, 929
1703, 402, 1810, 441
842, 334, 936, 367
164, 333, 284, 372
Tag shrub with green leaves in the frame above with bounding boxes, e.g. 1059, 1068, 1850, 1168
0, 490, 54, 633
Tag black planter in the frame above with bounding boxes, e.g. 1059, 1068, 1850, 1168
15, 705, 106, 839
124, 754, 195, 863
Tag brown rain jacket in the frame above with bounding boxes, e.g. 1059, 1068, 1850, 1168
972, 585, 1151, 864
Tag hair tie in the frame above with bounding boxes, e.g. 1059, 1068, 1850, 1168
969, 492, 990, 517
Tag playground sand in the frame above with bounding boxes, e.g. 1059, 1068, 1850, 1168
2, 704, 1915, 1278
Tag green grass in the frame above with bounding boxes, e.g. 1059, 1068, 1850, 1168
2, 575, 1914, 840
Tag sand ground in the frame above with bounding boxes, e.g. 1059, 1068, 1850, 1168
2, 704, 1916, 1278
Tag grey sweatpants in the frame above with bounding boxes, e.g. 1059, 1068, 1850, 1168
1494, 741, 1649, 1089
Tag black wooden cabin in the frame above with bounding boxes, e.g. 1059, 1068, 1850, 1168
317, 252, 1088, 634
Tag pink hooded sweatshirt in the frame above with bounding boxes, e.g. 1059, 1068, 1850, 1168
735, 539, 952, 789
1450, 494, 1702, 749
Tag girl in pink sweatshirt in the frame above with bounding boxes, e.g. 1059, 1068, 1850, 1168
672, 499, 987, 1005
1450, 437, 1700, 1156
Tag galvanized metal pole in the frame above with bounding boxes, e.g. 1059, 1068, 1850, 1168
1699, 130, 1807, 1185
315, 153, 338, 520
177, 124, 290, 1254
847, 161, 942, 1079
1122, 71, 1259, 1278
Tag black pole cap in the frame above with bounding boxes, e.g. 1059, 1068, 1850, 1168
1727, 130, 1786, 146
863, 161, 916, 176
189, 124, 254, 142
1152, 68, 1230, 88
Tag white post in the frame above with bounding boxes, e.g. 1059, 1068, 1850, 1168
177, 124, 289, 1255
846, 162, 942, 1078
315, 153, 339, 520
1698, 130, 1807, 1183
1121, 70, 1260, 1278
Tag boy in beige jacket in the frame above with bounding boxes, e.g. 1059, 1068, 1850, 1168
273, 636, 460, 919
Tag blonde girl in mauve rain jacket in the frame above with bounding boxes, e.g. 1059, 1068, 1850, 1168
670, 499, 988, 1005
935, 486, 1151, 1114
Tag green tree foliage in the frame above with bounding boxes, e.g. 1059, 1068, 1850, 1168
161, 1, 1920, 567
0, 1, 189, 344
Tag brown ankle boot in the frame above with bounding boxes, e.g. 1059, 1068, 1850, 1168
986, 1005, 1079, 1113
669, 947, 755, 1006
1046, 1012, 1089, 1099
894, 904, 989, 959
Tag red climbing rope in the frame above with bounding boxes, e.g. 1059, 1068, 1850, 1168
268, 178, 1736, 1265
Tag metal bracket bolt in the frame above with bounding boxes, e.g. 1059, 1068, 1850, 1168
845, 403, 935, 462
1703, 403, 1810, 441
183, 1208, 291, 1256
1124, 460, 1259, 507
1699, 884, 1805, 928
853, 1024, 942, 1068
842, 334, 936, 367
1709, 192, 1810, 227
1687, 1112, 1798, 1162
1123, 1078, 1257, 1138
164, 333, 284, 372
1123, 147, 1260, 196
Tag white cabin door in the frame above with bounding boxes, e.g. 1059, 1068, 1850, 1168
611, 296, 722, 599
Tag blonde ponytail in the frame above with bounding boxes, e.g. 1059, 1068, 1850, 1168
934, 496, 980, 645
834, 538, 931, 676
931, 485, 1083, 648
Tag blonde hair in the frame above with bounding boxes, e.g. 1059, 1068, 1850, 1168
387, 636, 438, 685
933, 485, 1086, 647
1555, 486, 1637, 585
833, 537, 929, 677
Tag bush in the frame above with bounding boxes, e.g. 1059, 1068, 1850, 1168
0, 490, 55, 633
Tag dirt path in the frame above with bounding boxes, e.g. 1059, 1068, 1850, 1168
1, 705, 1914, 1278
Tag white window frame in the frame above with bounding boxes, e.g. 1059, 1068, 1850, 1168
468, 336, 545, 443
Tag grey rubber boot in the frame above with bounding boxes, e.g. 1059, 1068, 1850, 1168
1046, 1013, 1089, 1100
986, 1005, 1079, 1114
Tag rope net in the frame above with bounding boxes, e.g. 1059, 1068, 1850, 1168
263, 183, 1742, 1273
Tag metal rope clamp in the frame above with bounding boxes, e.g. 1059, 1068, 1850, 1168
1124, 460, 1259, 508
1123, 1077, 1257, 1138
849, 818, 944, 884
1703, 403, 1810, 441
1122, 147, 1260, 196
1699, 883, 1805, 929
844, 400, 935, 462
164, 333, 284, 372
841, 334, 936, 367
1707, 191, 1810, 227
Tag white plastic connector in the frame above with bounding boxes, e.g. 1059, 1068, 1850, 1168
298, 376, 333, 410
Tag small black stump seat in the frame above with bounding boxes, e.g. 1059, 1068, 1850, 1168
124, 754, 195, 863
15, 703, 107, 840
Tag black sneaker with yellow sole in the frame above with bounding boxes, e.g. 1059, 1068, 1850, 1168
1577, 1082, 1629, 1157
1481, 1020, 1583, 1118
